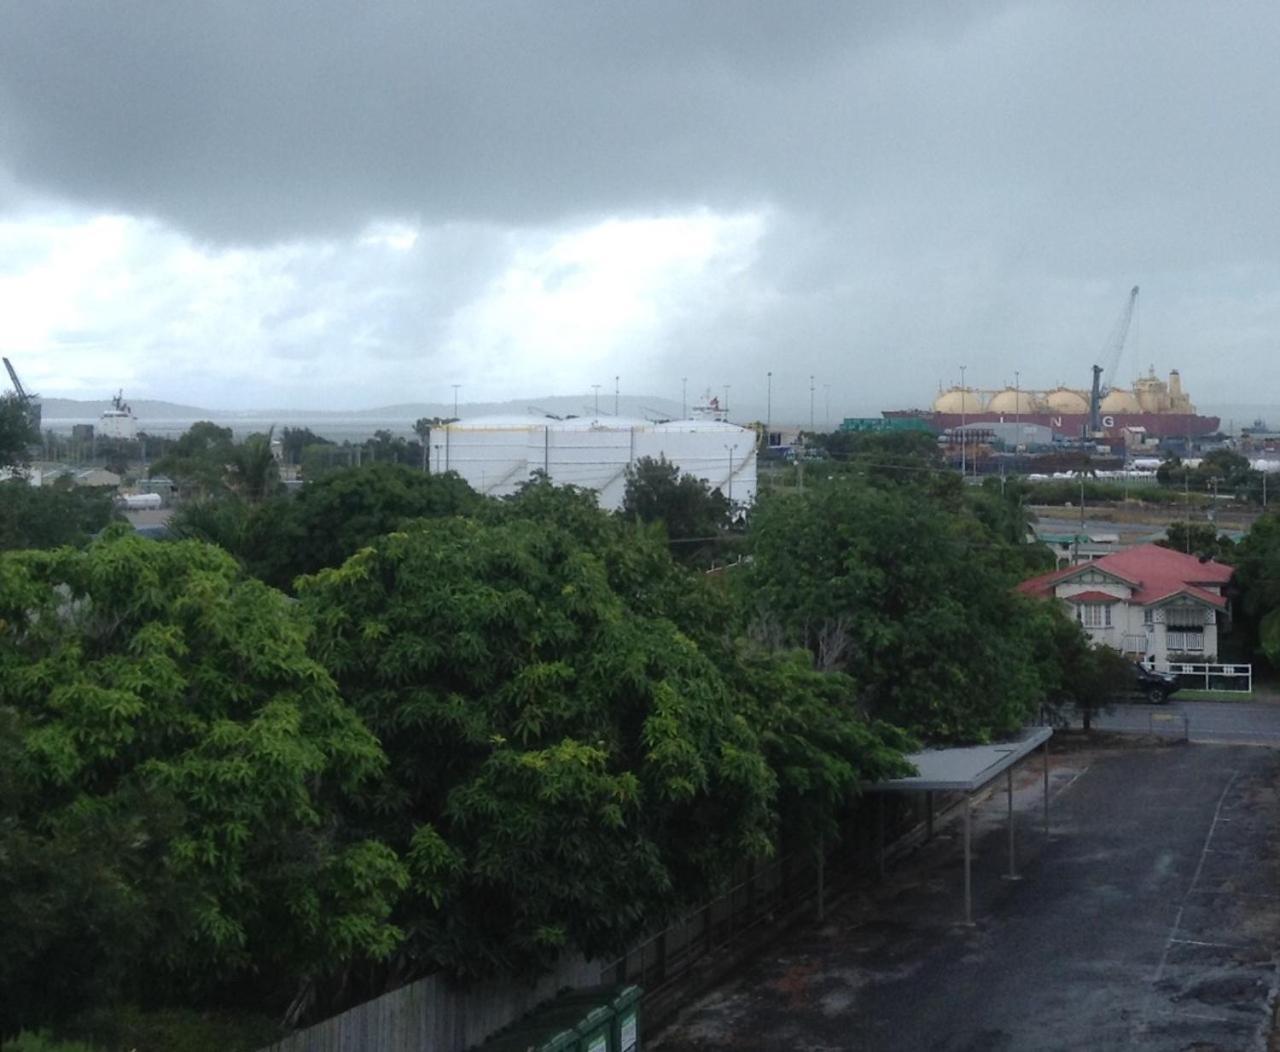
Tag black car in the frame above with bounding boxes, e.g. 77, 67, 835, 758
1128, 661, 1180, 704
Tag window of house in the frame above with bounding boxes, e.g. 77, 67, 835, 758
1143, 607, 1153, 625
1080, 603, 1111, 628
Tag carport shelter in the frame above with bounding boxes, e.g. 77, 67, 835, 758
866, 726, 1053, 925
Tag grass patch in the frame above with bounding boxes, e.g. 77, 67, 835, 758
6, 1007, 282, 1052
3, 1034, 100, 1052
1175, 689, 1255, 702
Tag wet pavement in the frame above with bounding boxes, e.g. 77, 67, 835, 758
654, 744, 1280, 1051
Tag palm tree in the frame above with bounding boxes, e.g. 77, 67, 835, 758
224, 427, 281, 503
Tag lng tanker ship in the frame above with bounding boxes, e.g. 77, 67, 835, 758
883, 366, 1220, 439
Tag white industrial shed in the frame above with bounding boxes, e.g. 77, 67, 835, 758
429, 415, 758, 511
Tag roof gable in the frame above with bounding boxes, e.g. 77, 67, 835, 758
1019, 543, 1233, 608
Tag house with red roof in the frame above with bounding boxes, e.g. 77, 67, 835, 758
1018, 543, 1233, 661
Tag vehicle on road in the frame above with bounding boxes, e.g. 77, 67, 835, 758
1120, 661, 1181, 704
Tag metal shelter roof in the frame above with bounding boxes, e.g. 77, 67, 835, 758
868, 725, 1053, 794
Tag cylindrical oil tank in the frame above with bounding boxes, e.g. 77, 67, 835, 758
429, 415, 757, 510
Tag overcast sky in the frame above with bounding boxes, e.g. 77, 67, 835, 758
1, 1, 1276, 418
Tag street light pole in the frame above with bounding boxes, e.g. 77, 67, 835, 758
452, 384, 461, 418
766, 371, 773, 435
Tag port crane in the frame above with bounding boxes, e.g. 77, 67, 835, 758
3, 356, 41, 428
1089, 285, 1139, 433
3, 356, 30, 400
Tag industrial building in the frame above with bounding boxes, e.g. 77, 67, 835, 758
429, 415, 758, 510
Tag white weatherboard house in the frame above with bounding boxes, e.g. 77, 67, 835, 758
1018, 543, 1233, 662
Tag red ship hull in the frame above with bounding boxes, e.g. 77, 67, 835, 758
883, 410, 1221, 439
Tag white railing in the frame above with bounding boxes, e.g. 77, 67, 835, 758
1151, 661, 1252, 693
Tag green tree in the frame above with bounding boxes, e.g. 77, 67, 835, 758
746, 479, 1044, 742
149, 421, 237, 498
299, 516, 779, 981
223, 429, 282, 503
250, 462, 480, 590
0, 392, 37, 469
1231, 512, 1280, 668
0, 480, 119, 550
1024, 601, 1132, 732
727, 646, 914, 843
1157, 522, 1236, 562
1, 394, 38, 470
0, 532, 402, 1034
280, 426, 332, 465
176, 463, 480, 591
620, 456, 730, 563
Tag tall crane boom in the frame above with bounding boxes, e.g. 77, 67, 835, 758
3, 357, 28, 401
1097, 285, 1140, 393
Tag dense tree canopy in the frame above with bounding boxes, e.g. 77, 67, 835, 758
620, 456, 730, 557
1231, 512, 1280, 668
0, 392, 37, 468
0, 480, 119, 550
746, 479, 1047, 741
148, 421, 237, 498
0, 533, 401, 1035
298, 516, 781, 980
1157, 522, 1236, 563
173, 462, 481, 591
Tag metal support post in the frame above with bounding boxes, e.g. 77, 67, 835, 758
878, 795, 886, 878
816, 836, 825, 921
1003, 767, 1021, 881
1042, 740, 1050, 838
963, 796, 974, 926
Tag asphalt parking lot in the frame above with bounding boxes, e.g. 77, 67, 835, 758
1096, 698, 1280, 746
655, 743, 1280, 1051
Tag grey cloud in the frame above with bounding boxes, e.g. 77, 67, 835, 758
3, 1, 1280, 416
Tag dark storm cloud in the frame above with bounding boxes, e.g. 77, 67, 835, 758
3, 1, 1280, 414
0, 1, 1004, 241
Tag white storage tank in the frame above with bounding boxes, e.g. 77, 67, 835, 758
429, 415, 758, 511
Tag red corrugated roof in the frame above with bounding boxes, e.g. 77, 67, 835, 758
1018, 543, 1231, 609
1064, 590, 1123, 603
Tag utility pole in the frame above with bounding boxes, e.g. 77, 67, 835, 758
682, 377, 688, 418
1184, 468, 1191, 552
592, 384, 601, 417
1014, 369, 1021, 446
452, 384, 461, 418
725, 444, 735, 504
614, 375, 619, 416
960, 364, 967, 477
766, 371, 773, 435
723, 384, 731, 420
809, 375, 815, 431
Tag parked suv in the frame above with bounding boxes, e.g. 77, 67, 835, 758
1128, 661, 1180, 704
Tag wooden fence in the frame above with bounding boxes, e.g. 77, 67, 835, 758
260, 954, 600, 1052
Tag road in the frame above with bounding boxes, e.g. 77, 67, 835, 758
655, 744, 1280, 1051
1094, 698, 1280, 745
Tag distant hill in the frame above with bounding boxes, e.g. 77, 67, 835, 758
41, 397, 213, 420
37, 395, 689, 439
